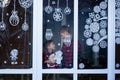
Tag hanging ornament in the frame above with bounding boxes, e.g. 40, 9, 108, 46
64, 0, 71, 15
53, 0, 63, 22
9, 0, 19, 26
0, 0, 11, 8
22, 22, 29, 31
0, 21, 6, 31
45, 29, 53, 40
10, 49, 19, 65
19, 0, 33, 9
0, 1, 7, 31
63, 35, 72, 47
44, 0, 53, 14
22, 9, 29, 31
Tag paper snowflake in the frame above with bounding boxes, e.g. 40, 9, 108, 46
100, 1, 107, 9
90, 22, 100, 33
92, 45, 100, 53
86, 18, 92, 24
100, 10, 107, 17
84, 30, 92, 38
100, 20, 107, 28
86, 38, 94, 46
93, 6, 101, 13
93, 33, 100, 41
99, 29, 107, 36
99, 40, 107, 48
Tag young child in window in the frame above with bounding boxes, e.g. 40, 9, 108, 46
43, 40, 57, 69
60, 25, 82, 68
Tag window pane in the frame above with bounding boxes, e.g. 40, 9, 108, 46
43, 74, 73, 80
0, 74, 32, 80
0, 0, 33, 68
116, 74, 120, 80
43, 0, 74, 69
78, 0, 108, 69
115, 0, 120, 69
78, 74, 107, 80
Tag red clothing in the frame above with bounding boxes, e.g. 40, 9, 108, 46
43, 51, 57, 69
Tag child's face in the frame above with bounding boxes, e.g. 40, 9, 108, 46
60, 31, 69, 39
47, 42, 55, 51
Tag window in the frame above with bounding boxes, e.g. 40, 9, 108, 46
0, 0, 119, 80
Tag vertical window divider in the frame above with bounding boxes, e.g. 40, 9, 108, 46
36, 0, 43, 80
108, 0, 115, 80
74, 0, 79, 79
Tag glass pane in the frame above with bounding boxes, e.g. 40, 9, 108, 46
0, 0, 33, 68
115, 0, 120, 69
78, 0, 108, 69
0, 74, 32, 80
78, 74, 107, 80
43, 74, 73, 80
43, 0, 74, 69
116, 74, 120, 80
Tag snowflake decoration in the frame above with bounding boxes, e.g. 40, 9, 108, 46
79, 63, 85, 69
89, 12, 95, 18
99, 1, 107, 10
115, 0, 120, 44
90, 22, 100, 33
84, 25, 90, 29
84, 30, 92, 38
93, 33, 100, 41
116, 0, 120, 8
55, 50, 63, 65
99, 40, 107, 48
99, 29, 107, 36
84, 0, 108, 52
100, 20, 107, 28
86, 38, 94, 46
100, 10, 107, 17
92, 45, 100, 53
94, 6, 101, 13
86, 18, 92, 24
116, 8, 120, 18
116, 37, 120, 44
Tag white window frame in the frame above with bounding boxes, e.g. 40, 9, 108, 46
0, 0, 119, 80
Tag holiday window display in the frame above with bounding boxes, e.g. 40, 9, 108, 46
43, 0, 74, 69
0, 0, 33, 68
78, 0, 107, 69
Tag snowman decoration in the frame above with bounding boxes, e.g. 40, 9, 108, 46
10, 49, 19, 64
55, 50, 63, 65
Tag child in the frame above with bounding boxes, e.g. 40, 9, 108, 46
60, 25, 82, 68
43, 40, 57, 69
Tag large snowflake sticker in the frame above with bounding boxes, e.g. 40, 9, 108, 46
83, 0, 108, 53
